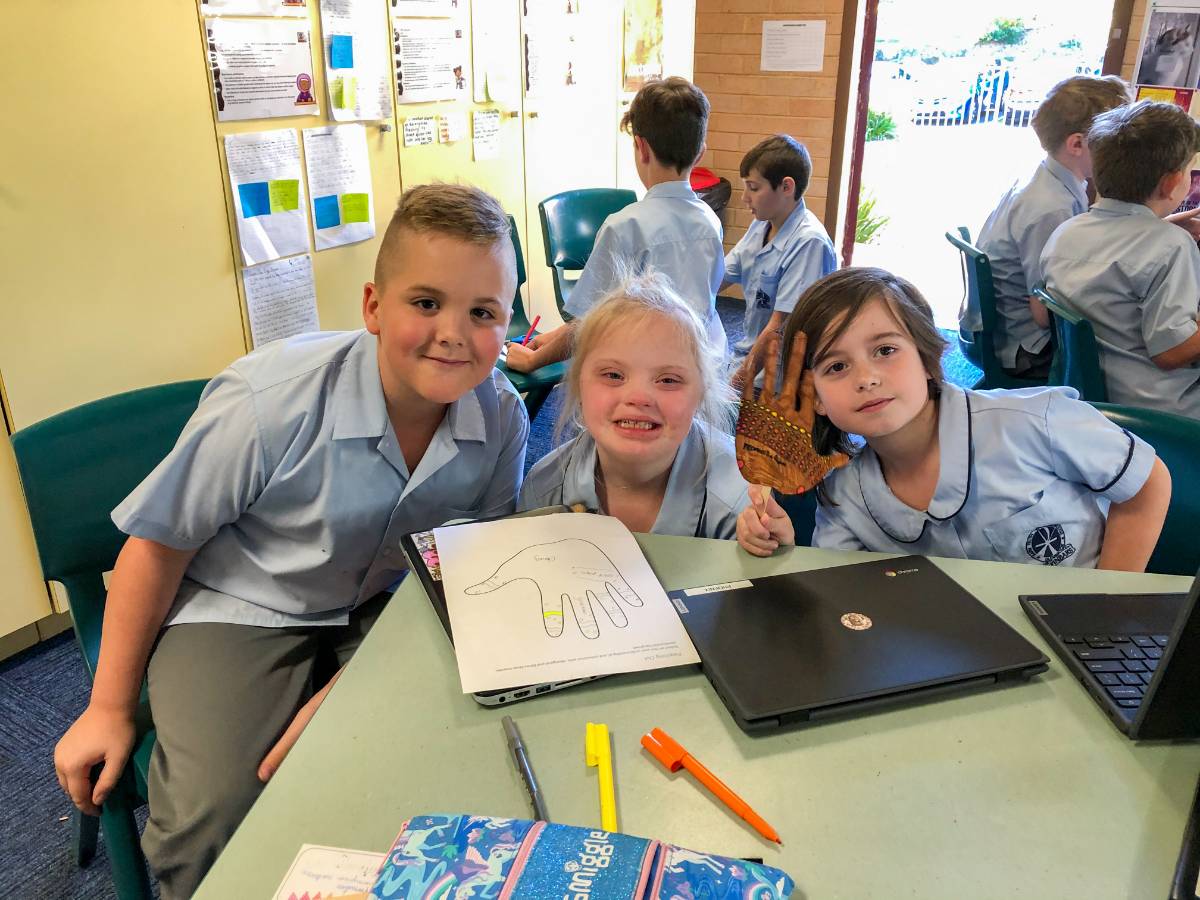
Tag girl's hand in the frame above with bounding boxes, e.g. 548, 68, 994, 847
734, 330, 850, 494
736, 484, 795, 557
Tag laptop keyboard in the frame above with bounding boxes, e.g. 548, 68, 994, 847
1063, 634, 1169, 709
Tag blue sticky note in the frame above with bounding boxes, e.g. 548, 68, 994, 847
238, 182, 271, 219
314, 194, 341, 229
330, 34, 354, 69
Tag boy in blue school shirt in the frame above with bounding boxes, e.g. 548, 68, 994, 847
1041, 100, 1200, 419
52, 184, 529, 899
723, 134, 836, 366
506, 76, 726, 372
964, 75, 1131, 378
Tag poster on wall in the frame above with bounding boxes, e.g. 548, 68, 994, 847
390, 0, 454, 15
1135, 9, 1200, 88
207, 18, 321, 121
622, 0, 663, 91
760, 20, 825, 73
523, 0, 583, 99
393, 18, 458, 103
243, 254, 320, 348
200, 0, 307, 15
225, 130, 311, 265
302, 124, 376, 250
320, 0, 394, 121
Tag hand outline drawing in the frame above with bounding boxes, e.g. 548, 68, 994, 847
463, 539, 644, 640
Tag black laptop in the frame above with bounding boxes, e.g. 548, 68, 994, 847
670, 555, 1048, 733
1020, 568, 1200, 740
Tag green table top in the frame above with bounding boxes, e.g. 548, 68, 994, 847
196, 537, 1200, 900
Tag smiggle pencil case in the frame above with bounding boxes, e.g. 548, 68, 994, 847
368, 812, 794, 899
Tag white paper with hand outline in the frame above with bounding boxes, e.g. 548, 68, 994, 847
436, 513, 698, 693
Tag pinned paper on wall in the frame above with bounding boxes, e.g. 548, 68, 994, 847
243, 254, 320, 348
760, 20, 826, 73
390, 0, 454, 16
200, 0, 308, 16
207, 18, 320, 121
225, 130, 310, 265
471, 0, 515, 104
403, 116, 437, 145
439, 112, 467, 142
394, 18, 457, 103
302, 124, 375, 250
321, 0, 393, 121
472, 108, 500, 160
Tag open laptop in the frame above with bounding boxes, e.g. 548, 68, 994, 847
1019, 567, 1200, 740
670, 555, 1048, 733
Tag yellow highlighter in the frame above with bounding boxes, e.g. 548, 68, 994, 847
585, 722, 617, 831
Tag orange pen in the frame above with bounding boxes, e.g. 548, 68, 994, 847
641, 727, 781, 844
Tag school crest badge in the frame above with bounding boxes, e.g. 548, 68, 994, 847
1025, 524, 1076, 566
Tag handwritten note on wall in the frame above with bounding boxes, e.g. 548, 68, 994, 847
243, 253, 320, 347
302, 124, 375, 250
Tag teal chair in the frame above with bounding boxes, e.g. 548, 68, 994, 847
496, 215, 566, 422
538, 188, 637, 316
11, 379, 208, 900
1033, 284, 1109, 403
946, 227, 1046, 390
1091, 402, 1200, 576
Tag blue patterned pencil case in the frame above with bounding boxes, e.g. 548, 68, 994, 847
369, 813, 794, 899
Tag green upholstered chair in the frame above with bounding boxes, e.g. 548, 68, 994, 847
1033, 284, 1109, 403
538, 188, 637, 316
11, 379, 208, 900
946, 227, 1047, 391
1091, 403, 1200, 577
495, 215, 566, 422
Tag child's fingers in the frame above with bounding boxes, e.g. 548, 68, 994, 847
740, 339, 767, 403
778, 330, 808, 412
764, 491, 787, 518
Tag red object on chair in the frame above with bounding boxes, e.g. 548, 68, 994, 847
689, 167, 720, 190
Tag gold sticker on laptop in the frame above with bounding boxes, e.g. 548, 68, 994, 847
840, 612, 873, 631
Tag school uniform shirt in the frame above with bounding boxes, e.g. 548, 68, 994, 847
113, 329, 529, 628
812, 384, 1156, 567
966, 156, 1088, 369
564, 180, 727, 352
1041, 198, 1200, 418
724, 199, 837, 357
516, 422, 750, 539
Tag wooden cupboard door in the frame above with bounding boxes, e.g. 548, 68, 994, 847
0, 422, 53, 642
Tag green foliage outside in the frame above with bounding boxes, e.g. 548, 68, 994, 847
1059, 38, 1081, 50
866, 109, 897, 142
856, 191, 889, 245
977, 18, 1029, 46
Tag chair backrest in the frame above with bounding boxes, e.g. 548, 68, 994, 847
945, 227, 1007, 387
1091, 402, 1200, 576
1033, 284, 1108, 402
11, 380, 208, 677
538, 188, 637, 270
506, 214, 532, 340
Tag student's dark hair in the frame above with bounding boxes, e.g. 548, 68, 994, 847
374, 183, 515, 288
1089, 99, 1200, 203
739, 134, 812, 199
1032, 74, 1131, 153
619, 76, 709, 174
780, 268, 945, 482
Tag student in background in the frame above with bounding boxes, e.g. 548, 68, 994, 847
964, 75, 1131, 379
505, 77, 725, 373
52, 185, 529, 899
723, 134, 837, 370
519, 270, 748, 538
1042, 100, 1200, 418
737, 268, 1171, 570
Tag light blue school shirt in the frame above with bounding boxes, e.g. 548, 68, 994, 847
812, 385, 1155, 567
724, 199, 837, 357
1041, 198, 1200, 418
967, 156, 1088, 368
113, 329, 529, 628
564, 180, 727, 351
516, 422, 750, 539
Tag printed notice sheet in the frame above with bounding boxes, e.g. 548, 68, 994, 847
225, 129, 310, 265
302, 124, 375, 250
760, 20, 826, 73
320, 0, 394, 121
243, 254, 319, 348
208, 18, 320, 121
200, 0, 307, 15
390, 0, 454, 16
394, 18, 457, 103
272, 844, 384, 900
472, 108, 500, 160
436, 514, 699, 693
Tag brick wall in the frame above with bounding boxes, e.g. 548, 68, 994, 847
1122, 0, 1146, 81
694, 1, 846, 253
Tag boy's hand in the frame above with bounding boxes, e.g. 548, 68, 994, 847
257, 667, 343, 783
54, 705, 136, 816
1166, 205, 1200, 240
736, 484, 795, 557
503, 338, 541, 373
735, 330, 850, 494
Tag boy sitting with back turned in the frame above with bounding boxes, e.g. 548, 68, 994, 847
506, 76, 725, 372
52, 184, 529, 899
1041, 100, 1200, 419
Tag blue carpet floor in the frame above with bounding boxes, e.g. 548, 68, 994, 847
0, 297, 979, 898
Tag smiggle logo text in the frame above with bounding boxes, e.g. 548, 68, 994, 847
562, 831, 615, 899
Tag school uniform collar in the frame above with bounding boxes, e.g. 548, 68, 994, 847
643, 180, 699, 201
1091, 197, 1161, 219
752, 198, 809, 257
1042, 156, 1088, 213
858, 384, 972, 543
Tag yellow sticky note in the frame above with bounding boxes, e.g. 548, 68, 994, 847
268, 179, 300, 213
336, 75, 358, 109
340, 193, 370, 224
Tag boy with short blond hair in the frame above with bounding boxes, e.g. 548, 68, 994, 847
1042, 100, 1200, 418
506, 76, 725, 372
53, 184, 529, 898
965, 74, 1131, 377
